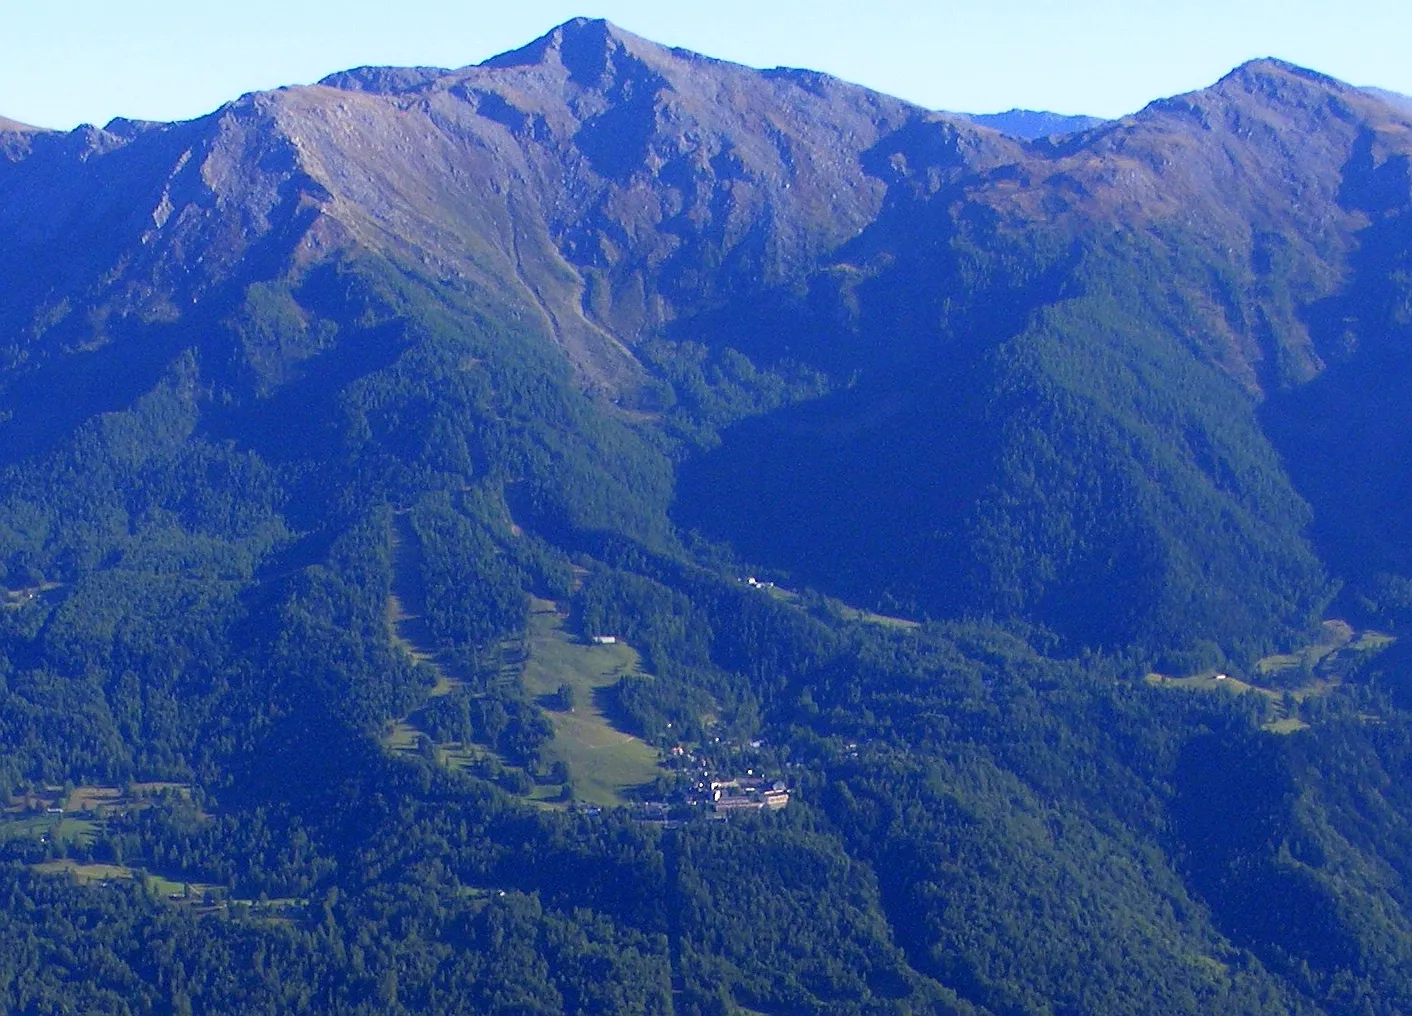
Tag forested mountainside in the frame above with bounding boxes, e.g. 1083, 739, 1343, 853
3, 17, 1412, 1015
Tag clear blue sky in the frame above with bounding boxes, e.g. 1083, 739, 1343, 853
3, 0, 1409, 130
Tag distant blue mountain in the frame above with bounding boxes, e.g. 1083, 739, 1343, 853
957, 108, 1105, 139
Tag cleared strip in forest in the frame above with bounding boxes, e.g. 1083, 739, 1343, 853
385, 511, 465, 696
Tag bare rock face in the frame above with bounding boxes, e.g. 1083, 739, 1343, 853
286, 18, 952, 381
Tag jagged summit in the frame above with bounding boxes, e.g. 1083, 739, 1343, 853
99, 117, 166, 139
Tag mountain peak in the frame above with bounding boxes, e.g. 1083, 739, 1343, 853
315, 19, 666, 96
1128, 56, 1368, 144
481, 17, 662, 74
1210, 57, 1351, 105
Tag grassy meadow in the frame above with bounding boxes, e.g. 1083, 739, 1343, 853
520, 598, 661, 807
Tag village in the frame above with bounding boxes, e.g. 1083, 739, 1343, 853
625, 773, 791, 823
618, 732, 792, 824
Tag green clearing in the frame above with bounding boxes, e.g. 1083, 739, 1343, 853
810, 589, 920, 630
383, 724, 507, 777
1147, 619, 1396, 735
142, 873, 226, 902
64, 786, 123, 813
760, 582, 921, 630
1146, 672, 1265, 695
382, 512, 529, 744
2, 783, 200, 853
144, 872, 186, 895
1254, 619, 1395, 680
733, 1005, 772, 1016
0, 813, 100, 846
1144, 672, 1311, 734
520, 597, 661, 807
58, 782, 192, 815
32, 860, 131, 883
383, 721, 423, 754
30, 860, 297, 917
1256, 619, 1356, 678
31, 862, 219, 901
835, 604, 920, 629
1, 581, 64, 610
1350, 631, 1397, 652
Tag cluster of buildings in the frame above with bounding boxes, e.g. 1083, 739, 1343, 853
624, 746, 793, 823
628, 774, 791, 824
705, 777, 790, 813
